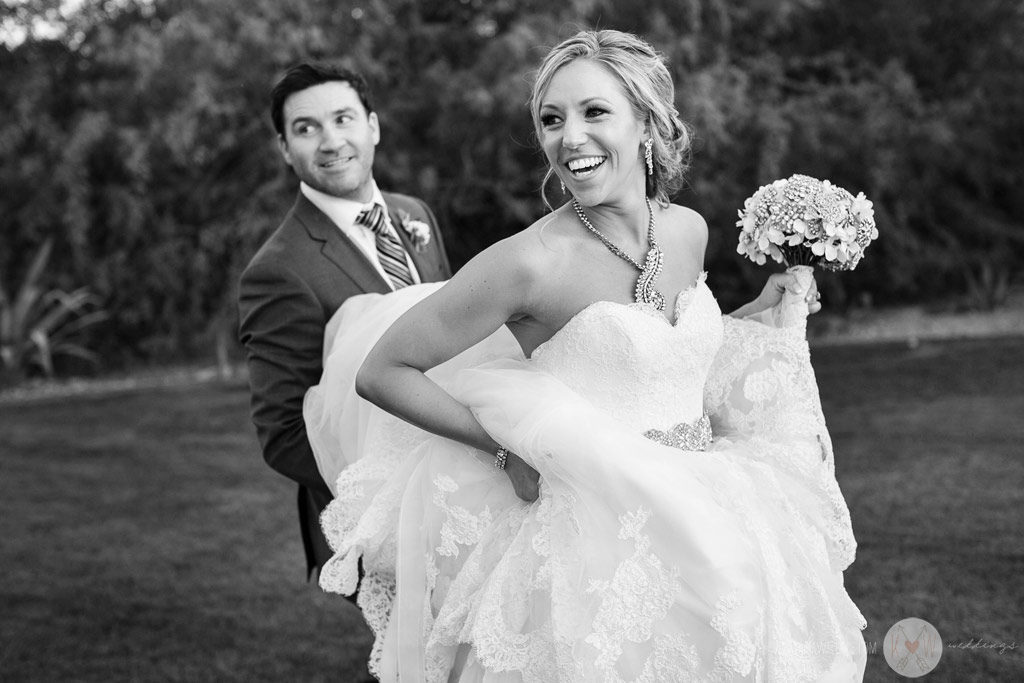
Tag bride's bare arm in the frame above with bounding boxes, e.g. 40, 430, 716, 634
356, 239, 542, 501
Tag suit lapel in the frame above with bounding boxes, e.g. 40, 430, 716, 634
292, 194, 390, 294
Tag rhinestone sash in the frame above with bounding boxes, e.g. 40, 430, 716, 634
643, 414, 712, 451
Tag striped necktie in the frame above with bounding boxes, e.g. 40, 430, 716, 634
356, 203, 415, 289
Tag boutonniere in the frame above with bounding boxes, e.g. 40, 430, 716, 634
397, 210, 432, 252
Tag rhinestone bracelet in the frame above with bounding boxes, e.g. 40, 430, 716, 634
494, 446, 509, 470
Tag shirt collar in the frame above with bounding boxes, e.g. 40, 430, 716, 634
300, 181, 387, 229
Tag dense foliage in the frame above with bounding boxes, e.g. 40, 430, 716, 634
2, 0, 1022, 372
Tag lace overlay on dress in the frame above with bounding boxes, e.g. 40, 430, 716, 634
584, 507, 682, 669
309, 275, 866, 682
704, 316, 858, 571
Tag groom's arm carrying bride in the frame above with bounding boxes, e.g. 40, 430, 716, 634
237, 63, 451, 580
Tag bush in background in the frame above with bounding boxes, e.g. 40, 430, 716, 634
0, 238, 107, 386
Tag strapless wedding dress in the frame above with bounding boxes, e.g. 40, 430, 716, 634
305, 274, 866, 682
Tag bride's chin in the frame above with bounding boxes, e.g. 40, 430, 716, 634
566, 187, 607, 208
569, 178, 644, 209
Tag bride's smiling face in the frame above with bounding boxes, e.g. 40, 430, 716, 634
538, 59, 647, 208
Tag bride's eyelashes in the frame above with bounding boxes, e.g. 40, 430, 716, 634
540, 106, 611, 130
540, 113, 561, 128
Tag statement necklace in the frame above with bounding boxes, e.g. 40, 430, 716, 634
572, 198, 666, 311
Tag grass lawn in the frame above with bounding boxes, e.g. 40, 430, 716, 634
2, 336, 1022, 682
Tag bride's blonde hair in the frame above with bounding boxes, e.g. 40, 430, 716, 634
531, 29, 691, 209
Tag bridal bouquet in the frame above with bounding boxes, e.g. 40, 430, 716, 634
736, 174, 878, 271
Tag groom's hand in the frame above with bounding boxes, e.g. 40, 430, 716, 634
505, 452, 540, 502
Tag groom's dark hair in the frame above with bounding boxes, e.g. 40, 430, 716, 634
270, 62, 375, 137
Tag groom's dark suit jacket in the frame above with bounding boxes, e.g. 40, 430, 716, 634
238, 191, 451, 578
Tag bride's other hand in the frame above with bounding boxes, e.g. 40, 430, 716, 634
729, 271, 822, 318
505, 452, 541, 502
760, 272, 822, 314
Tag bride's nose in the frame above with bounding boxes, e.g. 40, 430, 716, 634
561, 115, 587, 149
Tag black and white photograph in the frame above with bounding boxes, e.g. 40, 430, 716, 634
2, 1, 1022, 681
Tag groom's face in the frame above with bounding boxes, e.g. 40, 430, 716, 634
278, 81, 380, 202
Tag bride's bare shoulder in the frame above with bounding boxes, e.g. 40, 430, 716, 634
474, 208, 578, 269
655, 201, 712, 264
662, 203, 708, 235
454, 207, 579, 294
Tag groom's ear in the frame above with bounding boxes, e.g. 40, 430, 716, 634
369, 111, 380, 146
277, 134, 293, 167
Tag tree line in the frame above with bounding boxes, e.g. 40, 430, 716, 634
2, 0, 1021, 377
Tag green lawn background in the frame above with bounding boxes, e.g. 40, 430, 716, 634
2, 337, 1022, 681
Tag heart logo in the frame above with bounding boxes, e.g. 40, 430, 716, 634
884, 618, 941, 676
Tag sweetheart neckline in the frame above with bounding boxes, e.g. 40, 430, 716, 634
528, 271, 709, 360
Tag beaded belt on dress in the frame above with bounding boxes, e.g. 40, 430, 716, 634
643, 414, 712, 451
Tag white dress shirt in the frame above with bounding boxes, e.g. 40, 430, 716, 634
300, 182, 422, 289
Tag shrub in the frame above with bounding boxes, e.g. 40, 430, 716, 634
0, 239, 107, 386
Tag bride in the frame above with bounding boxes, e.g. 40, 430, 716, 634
306, 29, 867, 682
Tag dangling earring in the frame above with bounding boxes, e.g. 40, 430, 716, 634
560, 179, 566, 194
644, 138, 654, 176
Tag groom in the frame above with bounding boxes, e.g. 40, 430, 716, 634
239, 63, 451, 581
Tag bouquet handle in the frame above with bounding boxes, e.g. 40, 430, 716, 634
772, 264, 815, 331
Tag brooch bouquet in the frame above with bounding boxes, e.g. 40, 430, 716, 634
736, 174, 879, 327
397, 210, 432, 252
736, 173, 878, 271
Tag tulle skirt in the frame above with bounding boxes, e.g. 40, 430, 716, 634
306, 283, 866, 682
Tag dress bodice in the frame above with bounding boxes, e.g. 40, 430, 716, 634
530, 272, 724, 433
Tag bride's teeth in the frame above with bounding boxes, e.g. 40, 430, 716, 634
568, 157, 605, 173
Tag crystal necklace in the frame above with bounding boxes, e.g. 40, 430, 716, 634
571, 197, 666, 311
